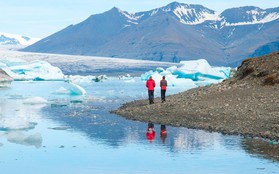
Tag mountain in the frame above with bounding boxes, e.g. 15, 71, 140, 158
250, 40, 279, 57
0, 32, 40, 46
22, 2, 279, 67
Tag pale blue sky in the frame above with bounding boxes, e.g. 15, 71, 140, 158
1, 0, 279, 38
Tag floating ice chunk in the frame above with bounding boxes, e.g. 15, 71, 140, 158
67, 82, 86, 95
156, 67, 165, 73
118, 74, 132, 80
174, 59, 231, 80
141, 59, 231, 88
67, 75, 96, 83
141, 70, 155, 81
23, 97, 48, 105
66, 74, 108, 83
7, 131, 42, 148
53, 83, 86, 96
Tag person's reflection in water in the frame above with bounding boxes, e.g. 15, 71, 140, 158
146, 122, 156, 142
160, 125, 167, 143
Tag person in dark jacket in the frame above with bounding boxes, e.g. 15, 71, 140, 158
146, 76, 156, 104
160, 76, 167, 103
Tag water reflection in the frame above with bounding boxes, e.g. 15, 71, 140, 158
6, 131, 42, 148
146, 122, 155, 142
160, 125, 167, 143
42, 102, 226, 153
242, 138, 279, 162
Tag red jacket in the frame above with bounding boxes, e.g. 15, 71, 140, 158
146, 78, 156, 91
146, 129, 156, 141
160, 79, 167, 90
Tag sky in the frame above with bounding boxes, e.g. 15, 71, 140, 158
1, 0, 279, 38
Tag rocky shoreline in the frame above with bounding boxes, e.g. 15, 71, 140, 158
113, 52, 279, 141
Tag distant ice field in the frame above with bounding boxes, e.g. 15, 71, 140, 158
0, 49, 179, 76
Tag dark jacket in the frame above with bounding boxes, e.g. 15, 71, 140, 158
160, 79, 167, 90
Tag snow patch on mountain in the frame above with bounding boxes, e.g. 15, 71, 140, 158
171, 5, 220, 25
110, 3, 279, 27
0, 32, 40, 46
224, 12, 279, 26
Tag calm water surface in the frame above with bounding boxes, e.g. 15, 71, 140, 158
0, 79, 279, 174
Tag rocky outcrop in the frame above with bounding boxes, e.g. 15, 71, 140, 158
234, 51, 279, 85
113, 52, 279, 141
0, 69, 13, 87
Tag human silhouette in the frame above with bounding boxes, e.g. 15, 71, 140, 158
146, 76, 156, 104
160, 76, 167, 103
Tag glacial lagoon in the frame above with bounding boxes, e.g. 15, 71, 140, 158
1, 79, 279, 174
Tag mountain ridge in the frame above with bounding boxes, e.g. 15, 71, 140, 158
22, 2, 279, 66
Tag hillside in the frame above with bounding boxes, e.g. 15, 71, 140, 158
113, 52, 279, 140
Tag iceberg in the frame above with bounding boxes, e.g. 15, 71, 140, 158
52, 83, 86, 96
66, 82, 86, 95
0, 59, 64, 80
66, 74, 108, 83
167, 59, 231, 81
141, 59, 231, 87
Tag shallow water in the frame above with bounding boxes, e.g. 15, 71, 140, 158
0, 80, 279, 174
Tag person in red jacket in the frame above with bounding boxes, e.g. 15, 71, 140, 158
160, 76, 167, 103
146, 76, 156, 104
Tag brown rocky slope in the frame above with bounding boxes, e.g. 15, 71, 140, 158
113, 52, 279, 141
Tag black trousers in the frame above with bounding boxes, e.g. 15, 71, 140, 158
161, 89, 166, 101
148, 90, 154, 104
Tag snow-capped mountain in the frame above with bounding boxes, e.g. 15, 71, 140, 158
0, 32, 40, 46
22, 2, 279, 66
118, 2, 220, 26
219, 6, 279, 26
153, 2, 220, 25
